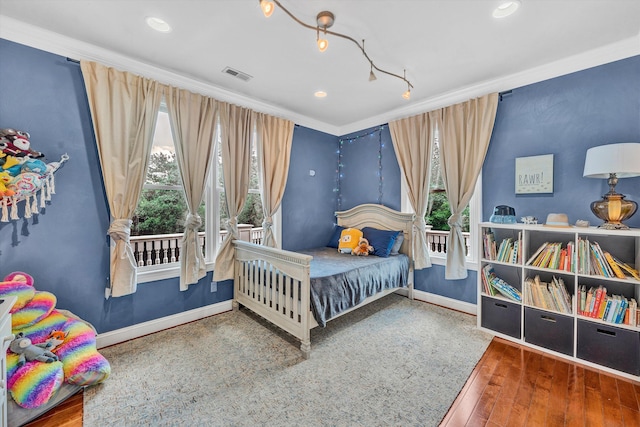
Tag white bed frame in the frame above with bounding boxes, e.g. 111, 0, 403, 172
233, 204, 415, 359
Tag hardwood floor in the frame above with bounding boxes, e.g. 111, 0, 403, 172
22, 337, 640, 427
441, 337, 640, 427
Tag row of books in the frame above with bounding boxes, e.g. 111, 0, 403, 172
577, 238, 640, 280
482, 232, 522, 264
577, 285, 638, 326
525, 241, 575, 272
481, 264, 522, 302
523, 275, 572, 314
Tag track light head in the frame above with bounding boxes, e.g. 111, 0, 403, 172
369, 65, 377, 81
316, 11, 335, 29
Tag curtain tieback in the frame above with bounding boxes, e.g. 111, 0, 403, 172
413, 217, 427, 234
448, 213, 462, 228
225, 218, 239, 238
184, 213, 202, 230
262, 216, 273, 230
108, 219, 132, 243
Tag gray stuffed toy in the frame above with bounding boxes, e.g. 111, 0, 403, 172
9, 332, 59, 367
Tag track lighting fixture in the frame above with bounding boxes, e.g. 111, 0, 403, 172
259, 0, 413, 99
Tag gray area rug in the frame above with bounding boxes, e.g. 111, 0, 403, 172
84, 295, 492, 426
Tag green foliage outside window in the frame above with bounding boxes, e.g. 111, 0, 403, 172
425, 192, 470, 233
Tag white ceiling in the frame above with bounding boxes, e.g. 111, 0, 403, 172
1, 0, 639, 135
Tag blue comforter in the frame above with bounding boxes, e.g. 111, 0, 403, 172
300, 247, 410, 327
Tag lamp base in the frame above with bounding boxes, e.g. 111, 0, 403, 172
590, 191, 637, 230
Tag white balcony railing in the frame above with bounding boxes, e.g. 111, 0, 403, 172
130, 226, 467, 267
427, 229, 472, 257
131, 225, 264, 267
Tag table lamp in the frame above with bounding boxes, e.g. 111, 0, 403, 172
583, 142, 640, 230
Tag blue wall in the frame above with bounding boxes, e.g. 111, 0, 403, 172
338, 126, 401, 211
484, 55, 640, 227
281, 125, 338, 251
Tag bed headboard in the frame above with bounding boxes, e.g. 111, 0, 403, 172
335, 204, 415, 259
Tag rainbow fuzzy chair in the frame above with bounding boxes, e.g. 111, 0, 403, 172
1, 272, 110, 409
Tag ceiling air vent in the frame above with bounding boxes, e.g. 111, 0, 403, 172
222, 67, 252, 82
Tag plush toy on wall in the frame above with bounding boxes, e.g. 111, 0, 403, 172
0, 127, 69, 222
352, 237, 374, 256
9, 332, 59, 366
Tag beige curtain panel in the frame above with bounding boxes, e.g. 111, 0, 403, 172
80, 61, 163, 297
165, 86, 218, 291
440, 93, 499, 280
389, 111, 440, 270
213, 103, 256, 282
256, 113, 294, 248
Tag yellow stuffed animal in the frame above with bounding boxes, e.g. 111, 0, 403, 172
338, 228, 363, 254
0, 171, 15, 197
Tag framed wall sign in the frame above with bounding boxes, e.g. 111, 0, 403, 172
515, 154, 554, 194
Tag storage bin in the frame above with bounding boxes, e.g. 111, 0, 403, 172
481, 296, 521, 339
577, 319, 640, 376
524, 307, 573, 356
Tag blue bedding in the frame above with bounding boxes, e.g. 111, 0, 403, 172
300, 247, 410, 327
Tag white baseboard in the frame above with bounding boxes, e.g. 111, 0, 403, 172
96, 300, 233, 349
413, 289, 477, 315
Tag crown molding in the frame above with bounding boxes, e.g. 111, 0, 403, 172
2, 15, 638, 137
0, 15, 340, 135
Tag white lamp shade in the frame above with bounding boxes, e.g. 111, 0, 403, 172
583, 142, 640, 179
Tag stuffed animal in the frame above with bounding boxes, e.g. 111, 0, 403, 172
352, 237, 374, 256
45, 330, 69, 352
9, 332, 59, 366
0, 171, 15, 197
0, 128, 44, 159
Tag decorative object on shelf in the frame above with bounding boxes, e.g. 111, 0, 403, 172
257, 0, 413, 99
583, 142, 640, 230
544, 213, 570, 228
521, 216, 538, 224
0, 128, 69, 222
515, 154, 554, 194
490, 205, 516, 223
575, 220, 590, 227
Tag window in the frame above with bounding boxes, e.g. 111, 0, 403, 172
401, 131, 480, 268
217, 136, 264, 246
133, 109, 271, 283
132, 107, 219, 283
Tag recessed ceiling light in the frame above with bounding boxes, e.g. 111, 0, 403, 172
492, 1, 521, 18
314, 91, 327, 98
146, 16, 172, 33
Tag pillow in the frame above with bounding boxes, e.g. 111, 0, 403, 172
390, 233, 405, 255
327, 225, 345, 248
338, 228, 363, 254
362, 227, 401, 258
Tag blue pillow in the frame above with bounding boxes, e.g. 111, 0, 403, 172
327, 225, 346, 248
390, 233, 405, 255
362, 227, 401, 258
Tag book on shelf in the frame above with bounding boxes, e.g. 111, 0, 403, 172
577, 238, 639, 280
577, 285, 637, 326
526, 241, 574, 271
482, 264, 521, 302
524, 275, 572, 314
483, 231, 521, 264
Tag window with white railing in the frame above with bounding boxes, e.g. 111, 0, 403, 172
401, 131, 480, 269
132, 107, 268, 283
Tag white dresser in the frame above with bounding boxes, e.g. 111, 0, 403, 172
0, 297, 16, 427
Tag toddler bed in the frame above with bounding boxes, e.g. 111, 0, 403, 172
233, 204, 415, 358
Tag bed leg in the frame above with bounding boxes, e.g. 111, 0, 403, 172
300, 340, 311, 359
232, 300, 239, 311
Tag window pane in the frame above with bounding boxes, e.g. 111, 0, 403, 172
146, 110, 181, 186
133, 188, 193, 236
425, 133, 469, 232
